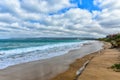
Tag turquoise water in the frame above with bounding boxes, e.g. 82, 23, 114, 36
0, 38, 82, 51
0, 38, 90, 69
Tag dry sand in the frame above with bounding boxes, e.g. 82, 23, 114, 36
0, 41, 103, 80
79, 43, 120, 80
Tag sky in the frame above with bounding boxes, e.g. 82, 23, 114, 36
0, 0, 120, 38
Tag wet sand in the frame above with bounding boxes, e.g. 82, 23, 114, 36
0, 41, 103, 80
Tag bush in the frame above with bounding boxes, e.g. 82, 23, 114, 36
98, 33, 120, 48
111, 63, 120, 72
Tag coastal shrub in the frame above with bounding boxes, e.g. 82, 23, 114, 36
111, 63, 120, 72
98, 33, 120, 48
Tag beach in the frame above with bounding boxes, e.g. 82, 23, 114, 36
0, 41, 103, 80
52, 42, 120, 80
79, 43, 120, 80
0, 0, 120, 80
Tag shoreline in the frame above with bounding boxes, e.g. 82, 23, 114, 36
51, 42, 108, 80
0, 41, 103, 80
52, 42, 120, 80
0, 41, 94, 69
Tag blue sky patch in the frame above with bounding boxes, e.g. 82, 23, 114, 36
49, 0, 101, 15
77, 0, 101, 12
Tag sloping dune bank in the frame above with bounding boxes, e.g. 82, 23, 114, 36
52, 42, 120, 80
78, 43, 120, 80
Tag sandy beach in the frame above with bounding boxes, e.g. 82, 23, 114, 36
0, 0, 120, 80
79, 43, 120, 80
0, 41, 103, 80
1, 41, 119, 80
52, 42, 120, 80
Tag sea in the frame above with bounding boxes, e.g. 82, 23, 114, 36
0, 38, 93, 69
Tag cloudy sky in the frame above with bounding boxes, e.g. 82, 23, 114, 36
0, 0, 120, 38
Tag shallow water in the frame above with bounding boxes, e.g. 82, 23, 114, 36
0, 38, 93, 69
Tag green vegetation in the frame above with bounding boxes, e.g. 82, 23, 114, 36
99, 33, 120, 72
98, 33, 120, 48
111, 63, 120, 72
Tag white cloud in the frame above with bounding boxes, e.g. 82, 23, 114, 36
0, 13, 20, 23
20, 0, 74, 13
93, 0, 120, 34
0, 0, 120, 38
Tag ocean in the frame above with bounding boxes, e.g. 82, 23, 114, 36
0, 38, 92, 69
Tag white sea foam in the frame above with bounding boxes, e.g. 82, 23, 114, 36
0, 41, 93, 69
